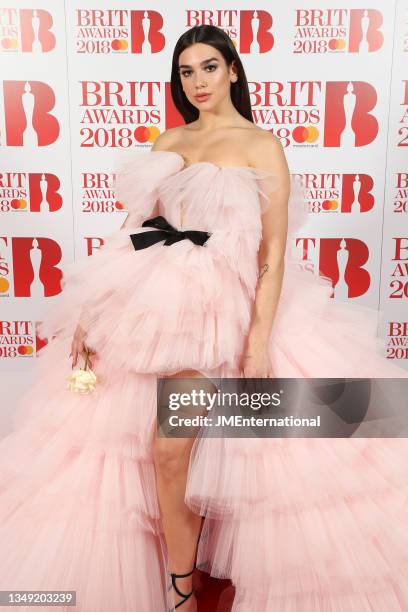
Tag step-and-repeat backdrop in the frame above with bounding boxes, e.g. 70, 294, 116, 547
1, 0, 407, 376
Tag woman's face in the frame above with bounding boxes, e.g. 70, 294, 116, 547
178, 42, 237, 111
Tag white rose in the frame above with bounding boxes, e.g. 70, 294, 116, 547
67, 367, 98, 394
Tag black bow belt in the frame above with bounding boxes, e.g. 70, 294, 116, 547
130, 215, 211, 250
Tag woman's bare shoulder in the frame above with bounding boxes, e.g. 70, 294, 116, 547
151, 126, 186, 152
247, 128, 286, 171
246, 124, 280, 145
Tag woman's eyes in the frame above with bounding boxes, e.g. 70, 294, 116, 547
180, 65, 217, 78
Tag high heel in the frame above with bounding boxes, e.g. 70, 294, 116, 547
169, 566, 195, 608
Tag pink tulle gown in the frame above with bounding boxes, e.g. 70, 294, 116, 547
1, 149, 408, 612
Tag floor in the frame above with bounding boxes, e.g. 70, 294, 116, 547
194, 570, 235, 611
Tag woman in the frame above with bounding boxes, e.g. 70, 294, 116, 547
71, 24, 289, 612
1, 24, 408, 612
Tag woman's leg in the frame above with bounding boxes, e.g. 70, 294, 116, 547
153, 369, 216, 610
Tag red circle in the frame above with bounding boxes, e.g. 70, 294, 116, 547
115, 201, 124, 210
18, 345, 27, 355
11, 199, 20, 209
1, 38, 11, 49
134, 126, 150, 143
322, 200, 331, 211
111, 39, 121, 51
292, 126, 308, 143
328, 39, 338, 50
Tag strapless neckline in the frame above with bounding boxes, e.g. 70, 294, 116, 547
152, 149, 265, 174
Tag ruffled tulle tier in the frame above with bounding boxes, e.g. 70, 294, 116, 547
0, 347, 172, 611
3, 335, 408, 611
186, 436, 408, 517
38, 227, 254, 378
268, 261, 405, 378
189, 437, 408, 609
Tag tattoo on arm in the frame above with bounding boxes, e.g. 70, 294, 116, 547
258, 263, 269, 280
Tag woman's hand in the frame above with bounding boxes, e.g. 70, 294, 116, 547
241, 349, 275, 378
69, 324, 95, 369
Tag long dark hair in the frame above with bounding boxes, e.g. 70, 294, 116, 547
170, 25, 254, 124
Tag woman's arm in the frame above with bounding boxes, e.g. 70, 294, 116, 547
242, 132, 291, 377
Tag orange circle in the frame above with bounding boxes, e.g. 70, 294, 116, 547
19, 199, 27, 209
25, 345, 34, 355
120, 40, 128, 51
147, 126, 160, 142
330, 200, 339, 210
0, 278, 9, 292
337, 39, 346, 50
306, 126, 319, 143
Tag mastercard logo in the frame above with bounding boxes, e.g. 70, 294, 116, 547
322, 199, 339, 211
134, 126, 160, 143
292, 126, 319, 144
1, 37, 18, 50
10, 199, 27, 210
17, 345, 34, 356
328, 39, 346, 51
111, 39, 128, 51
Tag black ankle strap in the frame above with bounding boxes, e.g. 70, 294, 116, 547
170, 567, 195, 608
171, 567, 195, 579
174, 589, 193, 608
